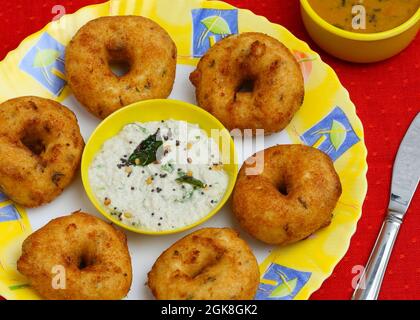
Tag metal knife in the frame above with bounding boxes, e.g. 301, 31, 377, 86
352, 113, 420, 300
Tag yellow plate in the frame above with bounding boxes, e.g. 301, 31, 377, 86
81, 99, 238, 235
0, 0, 367, 300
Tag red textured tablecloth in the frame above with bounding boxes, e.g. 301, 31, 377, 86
0, 0, 419, 300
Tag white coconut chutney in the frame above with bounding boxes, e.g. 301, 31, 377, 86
88, 120, 229, 231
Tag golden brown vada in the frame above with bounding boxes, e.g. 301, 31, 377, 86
65, 16, 177, 118
232, 145, 342, 245
17, 211, 132, 300
148, 228, 260, 300
190, 32, 304, 134
0, 96, 84, 207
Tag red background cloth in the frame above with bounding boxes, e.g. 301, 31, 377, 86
0, 0, 419, 300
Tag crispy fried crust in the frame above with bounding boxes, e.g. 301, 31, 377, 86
17, 212, 132, 300
148, 228, 260, 300
65, 16, 177, 118
232, 145, 342, 245
0, 96, 84, 207
190, 32, 304, 134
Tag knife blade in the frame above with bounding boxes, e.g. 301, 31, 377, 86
389, 112, 420, 217
352, 112, 420, 300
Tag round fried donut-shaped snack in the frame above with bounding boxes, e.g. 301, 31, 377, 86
17, 212, 132, 300
148, 228, 260, 300
66, 16, 177, 118
190, 32, 304, 134
232, 145, 342, 245
0, 96, 84, 207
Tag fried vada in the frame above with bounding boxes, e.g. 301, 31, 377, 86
17, 211, 132, 300
190, 32, 304, 134
148, 228, 260, 300
0, 96, 84, 207
65, 16, 177, 118
232, 145, 342, 245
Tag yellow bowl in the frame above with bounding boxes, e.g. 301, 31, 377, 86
81, 99, 238, 235
300, 0, 420, 63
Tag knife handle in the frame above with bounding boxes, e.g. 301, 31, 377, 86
352, 214, 402, 300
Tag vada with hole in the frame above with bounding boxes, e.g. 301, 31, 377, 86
190, 32, 304, 134
65, 16, 177, 118
232, 145, 342, 245
148, 228, 259, 300
17, 211, 132, 300
0, 96, 84, 207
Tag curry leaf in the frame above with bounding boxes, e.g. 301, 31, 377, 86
128, 130, 163, 166
176, 175, 207, 188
